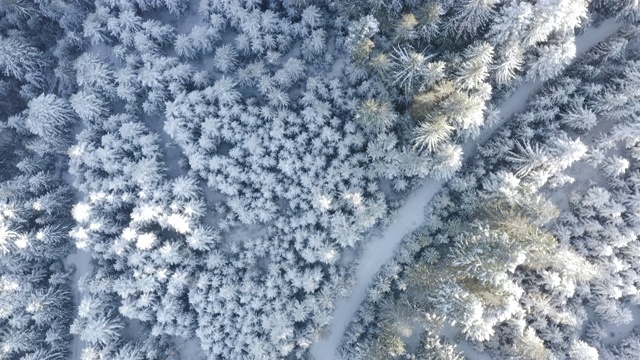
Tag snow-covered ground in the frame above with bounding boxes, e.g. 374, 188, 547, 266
176, 338, 207, 360
61, 116, 90, 360
63, 249, 91, 360
309, 18, 623, 360
602, 306, 640, 345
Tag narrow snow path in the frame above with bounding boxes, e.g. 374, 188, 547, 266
309, 18, 623, 360
62, 118, 90, 360
63, 249, 91, 360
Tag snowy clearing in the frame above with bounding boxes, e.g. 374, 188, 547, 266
309, 17, 623, 360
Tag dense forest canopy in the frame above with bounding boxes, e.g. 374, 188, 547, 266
0, 0, 639, 359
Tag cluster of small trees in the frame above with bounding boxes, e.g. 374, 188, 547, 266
66, 47, 210, 355
550, 31, 640, 357
338, 0, 591, 180
591, 0, 640, 21
61, 1, 389, 357
0, 0, 92, 111
478, 25, 640, 358
339, 173, 578, 359
70, 266, 181, 359
0, 131, 75, 359
338, 21, 640, 360
161, 1, 402, 354
0, 1, 208, 357
0, 1, 94, 358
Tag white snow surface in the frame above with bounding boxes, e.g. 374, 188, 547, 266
456, 341, 493, 360
309, 18, 623, 360
63, 249, 91, 360
62, 107, 90, 360
602, 306, 640, 346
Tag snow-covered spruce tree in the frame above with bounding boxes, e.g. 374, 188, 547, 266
83, 6, 113, 46
412, 114, 455, 153
71, 294, 124, 347
70, 90, 109, 123
559, 97, 598, 131
344, 15, 379, 64
24, 93, 77, 141
527, 38, 577, 81
410, 78, 487, 149
212, 44, 238, 73
354, 98, 398, 132
0, 36, 46, 83
456, 41, 494, 91
429, 143, 463, 181
389, 46, 433, 94
491, 42, 525, 86
74, 53, 116, 95
443, 0, 500, 39
301, 28, 327, 63
175, 25, 220, 59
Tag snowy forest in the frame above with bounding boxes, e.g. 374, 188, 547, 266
1, 0, 640, 359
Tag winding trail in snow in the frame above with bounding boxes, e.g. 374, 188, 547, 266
309, 18, 624, 360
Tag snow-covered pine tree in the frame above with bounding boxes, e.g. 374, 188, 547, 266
24, 94, 77, 140
0, 36, 45, 82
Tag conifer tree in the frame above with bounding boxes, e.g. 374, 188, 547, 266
0, 36, 45, 81
25, 94, 77, 139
